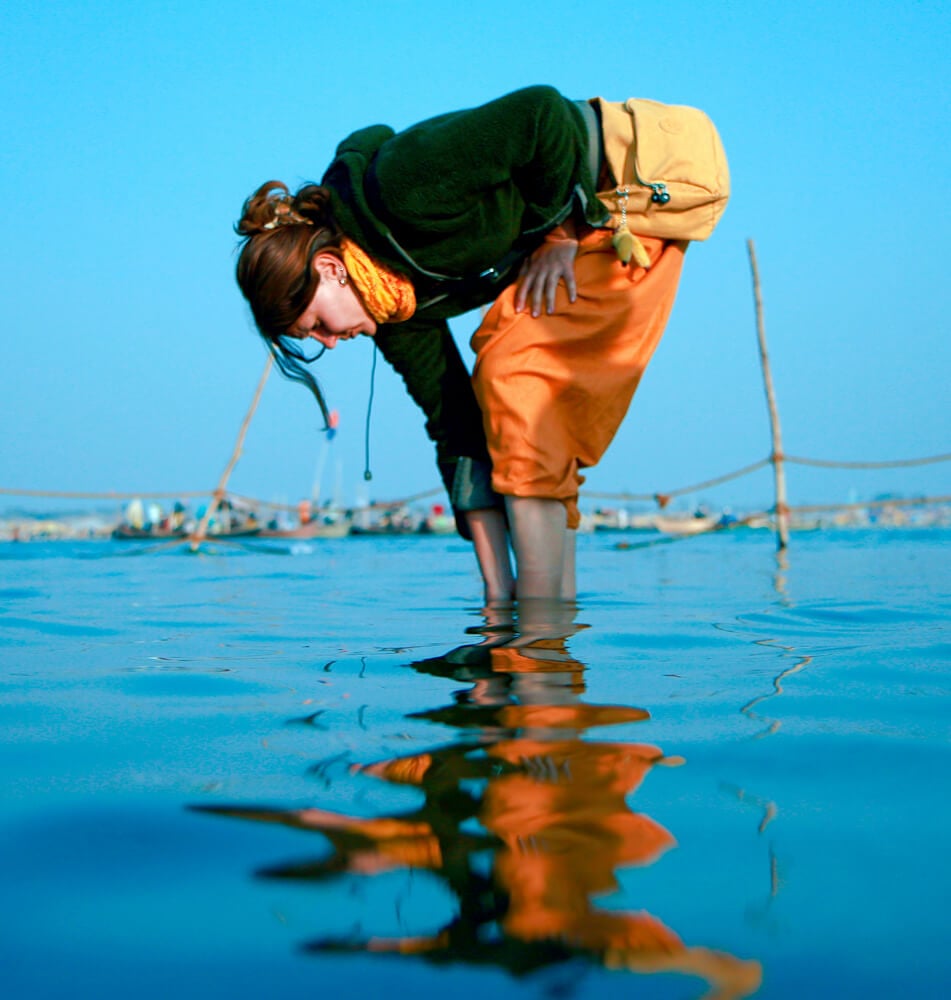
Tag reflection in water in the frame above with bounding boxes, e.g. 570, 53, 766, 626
772, 549, 791, 606
741, 654, 813, 739
721, 783, 782, 932
195, 601, 761, 997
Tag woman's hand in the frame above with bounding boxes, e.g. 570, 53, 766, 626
515, 223, 579, 317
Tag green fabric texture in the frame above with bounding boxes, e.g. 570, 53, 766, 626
321, 85, 608, 300
373, 319, 502, 540
373, 319, 489, 464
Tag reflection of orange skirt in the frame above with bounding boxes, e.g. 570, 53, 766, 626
471, 229, 686, 529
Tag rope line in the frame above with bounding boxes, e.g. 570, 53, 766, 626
0, 488, 212, 500
784, 452, 951, 470
584, 457, 771, 503
0, 451, 946, 512
225, 487, 444, 514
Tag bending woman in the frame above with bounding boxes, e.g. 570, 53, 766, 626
235, 85, 696, 602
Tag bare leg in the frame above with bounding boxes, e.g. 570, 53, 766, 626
562, 528, 577, 601
505, 497, 570, 600
466, 508, 515, 604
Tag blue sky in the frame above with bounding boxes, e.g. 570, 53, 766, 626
1, 0, 948, 514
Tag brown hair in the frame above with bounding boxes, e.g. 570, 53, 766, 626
235, 180, 342, 424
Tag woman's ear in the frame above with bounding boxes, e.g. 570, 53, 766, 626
312, 252, 343, 282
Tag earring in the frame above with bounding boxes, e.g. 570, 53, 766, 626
338, 273, 347, 286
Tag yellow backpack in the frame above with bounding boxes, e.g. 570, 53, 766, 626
593, 97, 730, 262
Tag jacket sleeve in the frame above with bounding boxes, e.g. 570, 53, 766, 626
373, 319, 502, 539
371, 85, 599, 237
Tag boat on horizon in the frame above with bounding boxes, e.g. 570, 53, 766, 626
258, 515, 351, 540
112, 524, 188, 541
653, 513, 722, 536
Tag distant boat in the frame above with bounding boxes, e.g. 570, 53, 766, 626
350, 521, 418, 536
112, 525, 187, 541
202, 525, 262, 539
589, 511, 657, 533
653, 514, 721, 536
350, 506, 420, 535
258, 515, 351, 540
113, 523, 262, 541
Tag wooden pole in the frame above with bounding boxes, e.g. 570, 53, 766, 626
747, 239, 789, 550
189, 357, 273, 550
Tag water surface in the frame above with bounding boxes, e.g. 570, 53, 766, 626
1, 530, 948, 998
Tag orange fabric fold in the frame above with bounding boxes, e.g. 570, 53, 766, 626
471, 229, 686, 528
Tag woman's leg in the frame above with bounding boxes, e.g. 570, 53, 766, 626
561, 528, 577, 601
504, 497, 578, 600
466, 508, 515, 604
505, 496, 571, 600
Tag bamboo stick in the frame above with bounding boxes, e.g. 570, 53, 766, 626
189, 357, 273, 550
747, 239, 789, 549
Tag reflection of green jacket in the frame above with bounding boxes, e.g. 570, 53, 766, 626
320, 86, 607, 534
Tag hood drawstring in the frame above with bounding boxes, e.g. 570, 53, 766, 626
363, 343, 377, 481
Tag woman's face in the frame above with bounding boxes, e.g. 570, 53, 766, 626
288, 252, 377, 350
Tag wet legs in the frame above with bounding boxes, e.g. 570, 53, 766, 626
505, 497, 576, 600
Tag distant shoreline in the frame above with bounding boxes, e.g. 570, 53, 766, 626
3, 500, 949, 542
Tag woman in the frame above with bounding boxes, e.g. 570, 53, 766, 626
235, 85, 698, 603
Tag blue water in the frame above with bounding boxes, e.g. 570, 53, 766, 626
1, 530, 948, 998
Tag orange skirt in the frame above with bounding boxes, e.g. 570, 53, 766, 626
471, 229, 687, 528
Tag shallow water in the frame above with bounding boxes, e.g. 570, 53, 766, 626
1, 530, 949, 998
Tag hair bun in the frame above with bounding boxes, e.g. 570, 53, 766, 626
236, 181, 334, 237
235, 180, 293, 236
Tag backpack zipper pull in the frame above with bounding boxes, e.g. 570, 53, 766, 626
613, 188, 652, 268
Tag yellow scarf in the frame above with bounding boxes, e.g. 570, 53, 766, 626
340, 238, 416, 324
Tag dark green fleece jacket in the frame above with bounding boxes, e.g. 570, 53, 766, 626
321, 85, 608, 316
319, 86, 609, 534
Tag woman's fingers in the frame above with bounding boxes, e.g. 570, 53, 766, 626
543, 270, 561, 315
515, 241, 579, 316
545, 252, 577, 314
561, 252, 578, 303
514, 258, 535, 313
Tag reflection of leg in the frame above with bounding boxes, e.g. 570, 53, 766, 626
466, 508, 515, 604
507, 593, 580, 644
506, 496, 568, 599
